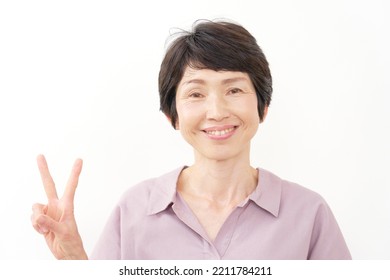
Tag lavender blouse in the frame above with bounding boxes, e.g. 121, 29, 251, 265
90, 167, 351, 259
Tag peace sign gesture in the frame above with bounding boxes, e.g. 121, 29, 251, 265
31, 155, 88, 260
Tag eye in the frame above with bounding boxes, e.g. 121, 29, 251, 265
228, 88, 243, 95
188, 92, 203, 98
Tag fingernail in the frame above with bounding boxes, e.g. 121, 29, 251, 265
40, 227, 49, 234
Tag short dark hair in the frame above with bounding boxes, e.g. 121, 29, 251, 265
158, 20, 273, 128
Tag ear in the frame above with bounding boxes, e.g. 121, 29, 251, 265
165, 114, 179, 130
260, 106, 269, 123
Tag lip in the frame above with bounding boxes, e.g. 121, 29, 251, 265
202, 125, 238, 140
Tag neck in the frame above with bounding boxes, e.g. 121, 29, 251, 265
178, 154, 258, 205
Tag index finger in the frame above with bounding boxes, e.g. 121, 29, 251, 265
37, 154, 58, 200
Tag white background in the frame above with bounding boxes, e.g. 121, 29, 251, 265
0, 0, 389, 260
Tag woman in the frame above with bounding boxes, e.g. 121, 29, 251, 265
31, 20, 351, 259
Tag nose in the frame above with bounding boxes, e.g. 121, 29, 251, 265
206, 94, 230, 121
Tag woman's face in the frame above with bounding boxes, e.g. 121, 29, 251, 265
175, 66, 261, 162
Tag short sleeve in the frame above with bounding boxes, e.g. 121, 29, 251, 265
89, 205, 121, 260
308, 201, 351, 259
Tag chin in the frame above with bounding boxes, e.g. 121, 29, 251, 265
199, 149, 241, 162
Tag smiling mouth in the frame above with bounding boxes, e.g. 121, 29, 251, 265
203, 126, 237, 136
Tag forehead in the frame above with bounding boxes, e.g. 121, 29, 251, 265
178, 66, 252, 87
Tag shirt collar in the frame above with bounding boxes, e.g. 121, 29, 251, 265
147, 166, 184, 215
147, 166, 282, 218
244, 168, 282, 217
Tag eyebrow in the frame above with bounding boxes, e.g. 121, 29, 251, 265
181, 77, 249, 87
221, 77, 250, 85
181, 79, 206, 86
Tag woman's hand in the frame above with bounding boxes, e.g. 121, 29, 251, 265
31, 155, 88, 260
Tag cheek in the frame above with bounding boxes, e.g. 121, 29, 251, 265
235, 96, 260, 123
176, 102, 203, 129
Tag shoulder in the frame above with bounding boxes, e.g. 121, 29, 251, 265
259, 168, 329, 214
116, 166, 183, 211
265, 168, 323, 197
259, 168, 351, 259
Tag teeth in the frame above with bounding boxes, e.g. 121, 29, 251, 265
206, 127, 235, 136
